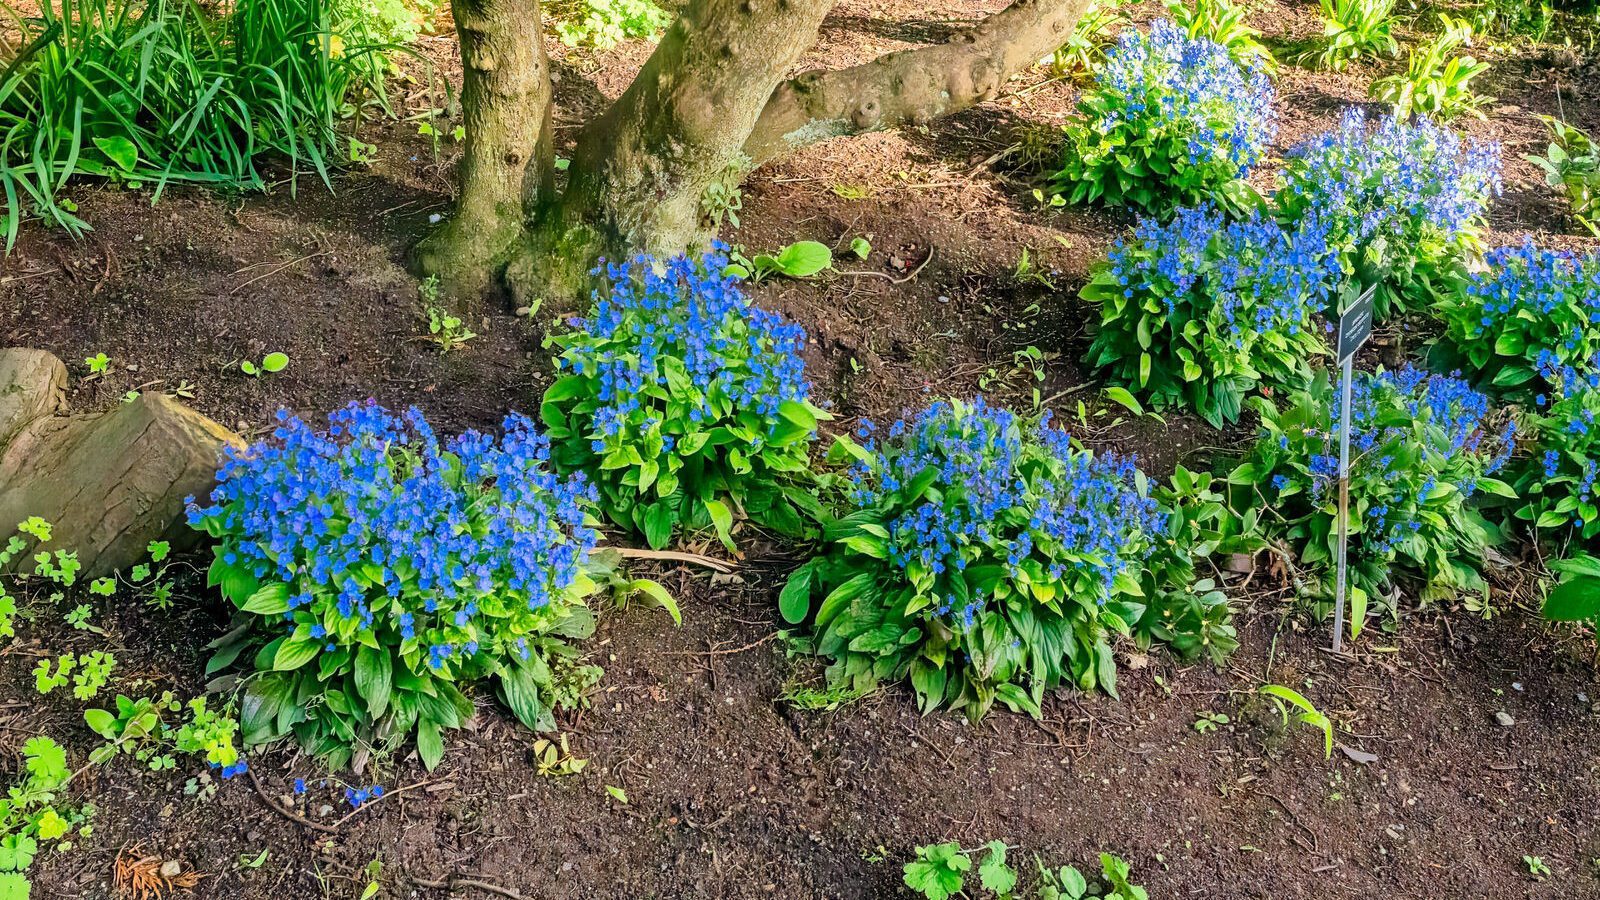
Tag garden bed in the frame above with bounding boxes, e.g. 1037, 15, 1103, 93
3, 0, 1600, 896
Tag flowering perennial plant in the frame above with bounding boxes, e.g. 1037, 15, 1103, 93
780, 398, 1174, 720
1054, 20, 1275, 213
1276, 109, 1501, 319
1510, 355, 1600, 544
190, 401, 648, 770
542, 248, 830, 551
1231, 367, 1516, 622
1437, 242, 1600, 398
1082, 205, 1339, 427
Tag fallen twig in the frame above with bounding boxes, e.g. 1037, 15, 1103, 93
411, 874, 530, 900
837, 245, 935, 285
229, 251, 329, 295
614, 547, 735, 574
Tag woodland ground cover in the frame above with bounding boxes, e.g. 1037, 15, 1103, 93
2, 0, 1600, 896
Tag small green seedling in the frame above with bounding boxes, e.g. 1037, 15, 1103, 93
1524, 855, 1551, 880
1260, 684, 1333, 758
240, 353, 289, 377
726, 240, 833, 281
83, 353, 111, 378
1193, 711, 1230, 733
849, 237, 871, 259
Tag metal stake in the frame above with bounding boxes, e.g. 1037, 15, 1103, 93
1332, 353, 1354, 654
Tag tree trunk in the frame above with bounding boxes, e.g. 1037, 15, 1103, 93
503, 0, 836, 303
411, 0, 554, 300
0, 349, 242, 579
744, 0, 1090, 164
420, 0, 1087, 304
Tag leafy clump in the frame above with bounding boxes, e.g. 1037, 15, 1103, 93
189, 401, 648, 770
543, 248, 829, 551
782, 399, 1171, 720
1307, 0, 1399, 70
550, 0, 671, 49
1528, 115, 1600, 238
1275, 108, 1501, 320
1231, 367, 1516, 624
1437, 241, 1600, 399
1082, 205, 1339, 427
903, 842, 1149, 900
1369, 15, 1492, 122
1054, 20, 1275, 214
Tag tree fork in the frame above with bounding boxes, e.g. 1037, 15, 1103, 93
743, 0, 1089, 165
502, 0, 837, 303
413, 0, 554, 300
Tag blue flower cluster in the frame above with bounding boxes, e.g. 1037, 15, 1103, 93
208, 758, 248, 780
1095, 20, 1275, 173
850, 398, 1164, 627
1277, 109, 1501, 314
189, 401, 598, 678
1322, 367, 1514, 552
344, 784, 386, 808
558, 246, 812, 444
1087, 205, 1338, 425
1446, 241, 1600, 393
1518, 352, 1600, 542
1057, 20, 1275, 211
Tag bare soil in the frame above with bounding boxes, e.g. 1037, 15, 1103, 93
4, 1, 1600, 897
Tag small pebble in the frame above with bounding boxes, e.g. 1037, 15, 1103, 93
1494, 711, 1515, 727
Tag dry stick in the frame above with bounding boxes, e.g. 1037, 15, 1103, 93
246, 769, 431, 833
837, 245, 936, 284
229, 251, 329, 295
411, 875, 530, 900
247, 769, 339, 834
613, 547, 734, 574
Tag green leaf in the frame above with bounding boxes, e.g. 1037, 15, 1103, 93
773, 240, 832, 277
640, 502, 676, 550
261, 352, 289, 373
272, 638, 319, 671
849, 237, 871, 259
241, 582, 290, 615
83, 708, 117, 739
779, 561, 817, 624
1543, 575, 1600, 621
703, 498, 735, 551
777, 399, 817, 431
542, 375, 587, 403
977, 842, 1017, 894
497, 661, 550, 733
416, 719, 445, 770
94, 136, 139, 172
627, 579, 682, 625
606, 785, 629, 804
354, 646, 392, 719
1104, 386, 1144, 416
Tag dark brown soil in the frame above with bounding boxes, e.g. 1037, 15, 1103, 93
4, 1, 1600, 898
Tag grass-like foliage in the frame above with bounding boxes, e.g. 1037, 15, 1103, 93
1082, 205, 1339, 427
1231, 367, 1516, 621
549, 0, 670, 49
1306, 0, 1399, 70
1437, 241, 1600, 398
781, 399, 1170, 720
1369, 15, 1492, 121
1276, 109, 1501, 320
1528, 115, 1600, 237
1054, 20, 1275, 214
542, 248, 830, 551
0, 0, 386, 251
190, 402, 661, 771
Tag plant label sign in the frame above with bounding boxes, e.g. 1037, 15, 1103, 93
1336, 284, 1377, 364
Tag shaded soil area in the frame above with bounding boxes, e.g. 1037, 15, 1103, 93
4, 0, 1600, 897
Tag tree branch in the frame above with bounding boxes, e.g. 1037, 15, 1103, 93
743, 0, 1088, 165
